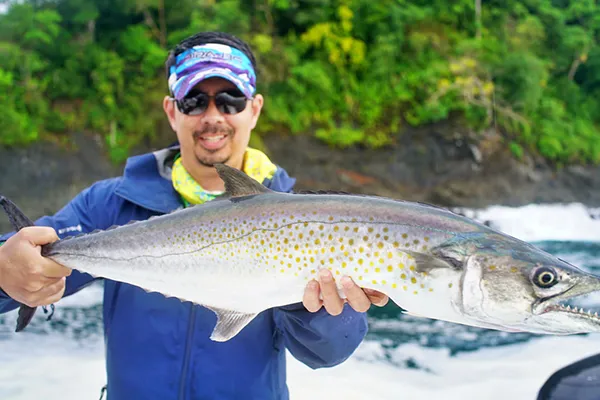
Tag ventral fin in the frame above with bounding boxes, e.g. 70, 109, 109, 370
214, 164, 271, 198
206, 306, 258, 342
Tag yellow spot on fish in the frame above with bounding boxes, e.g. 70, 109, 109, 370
342, 262, 347, 268
363, 236, 369, 241
353, 227, 359, 233
368, 227, 374, 233
358, 259, 364, 265
299, 233, 304, 239
511, 267, 518, 273
489, 265, 497, 271
410, 266, 416, 271
398, 263, 405, 269
375, 268, 381, 273
401, 273, 407, 279
448, 283, 453, 288
393, 242, 399, 248
359, 247, 364, 253
382, 280, 387, 284
387, 252, 393, 259
387, 265, 393, 272
349, 239, 355, 245
334, 226, 339, 232
329, 216, 334, 221
429, 288, 433, 292
314, 239, 321, 245
420, 284, 425, 288
402, 234, 408, 239
311, 269, 316, 274
377, 242, 384, 249
358, 276, 363, 281
413, 291, 418, 295
392, 283, 397, 289
319, 225, 324, 231
280, 269, 285, 273
424, 237, 429, 242
372, 280, 377, 284
403, 286, 408, 291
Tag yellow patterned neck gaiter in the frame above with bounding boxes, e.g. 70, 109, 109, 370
172, 147, 278, 206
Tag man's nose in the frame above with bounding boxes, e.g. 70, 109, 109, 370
200, 99, 225, 124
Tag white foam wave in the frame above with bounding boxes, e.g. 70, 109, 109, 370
455, 203, 600, 243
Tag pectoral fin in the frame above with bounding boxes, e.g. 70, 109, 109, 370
403, 250, 463, 272
206, 306, 258, 342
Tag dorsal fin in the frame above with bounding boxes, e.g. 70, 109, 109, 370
214, 164, 271, 198
295, 190, 353, 195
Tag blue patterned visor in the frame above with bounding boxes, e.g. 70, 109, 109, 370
168, 43, 256, 100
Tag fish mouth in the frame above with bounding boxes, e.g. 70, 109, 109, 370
534, 286, 600, 322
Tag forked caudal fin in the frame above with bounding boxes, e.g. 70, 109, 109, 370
0, 195, 40, 332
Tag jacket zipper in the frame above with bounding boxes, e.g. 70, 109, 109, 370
178, 305, 197, 400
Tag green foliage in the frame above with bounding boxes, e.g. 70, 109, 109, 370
1, 0, 600, 164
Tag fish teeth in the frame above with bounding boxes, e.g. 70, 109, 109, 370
566, 305, 571, 310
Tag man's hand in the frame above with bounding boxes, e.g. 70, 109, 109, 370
303, 269, 389, 315
0, 227, 71, 307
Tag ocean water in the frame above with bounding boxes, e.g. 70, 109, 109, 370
0, 203, 599, 400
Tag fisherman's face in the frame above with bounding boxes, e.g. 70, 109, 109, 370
163, 77, 263, 169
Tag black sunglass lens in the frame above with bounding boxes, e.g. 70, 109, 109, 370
215, 92, 248, 114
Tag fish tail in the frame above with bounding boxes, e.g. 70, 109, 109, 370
0, 195, 38, 332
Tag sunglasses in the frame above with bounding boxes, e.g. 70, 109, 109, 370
174, 90, 251, 116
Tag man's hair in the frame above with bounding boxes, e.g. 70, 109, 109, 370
164, 31, 257, 82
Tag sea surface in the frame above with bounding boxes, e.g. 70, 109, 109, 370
0, 203, 599, 399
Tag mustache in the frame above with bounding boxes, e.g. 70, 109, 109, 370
193, 125, 234, 140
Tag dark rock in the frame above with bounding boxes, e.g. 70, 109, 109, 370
1, 121, 600, 234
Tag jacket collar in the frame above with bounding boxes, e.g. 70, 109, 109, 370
114, 145, 296, 214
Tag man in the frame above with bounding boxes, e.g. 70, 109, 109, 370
0, 31, 388, 399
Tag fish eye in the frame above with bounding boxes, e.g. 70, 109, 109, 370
533, 267, 558, 288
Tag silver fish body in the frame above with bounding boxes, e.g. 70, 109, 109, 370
6, 165, 600, 340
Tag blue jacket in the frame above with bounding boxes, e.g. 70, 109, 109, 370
0, 147, 368, 400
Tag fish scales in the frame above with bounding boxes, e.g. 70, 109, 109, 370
44, 194, 461, 316
4, 163, 600, 339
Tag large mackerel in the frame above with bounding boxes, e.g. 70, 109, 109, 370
3, 164, 600, 341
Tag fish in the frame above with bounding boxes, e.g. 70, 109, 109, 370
2, 163, 600, 341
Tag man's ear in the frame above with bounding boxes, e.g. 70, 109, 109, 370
249, 94, 264, 130
163, 96, 177, 131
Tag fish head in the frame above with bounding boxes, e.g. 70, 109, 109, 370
453, 235, 600, 334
